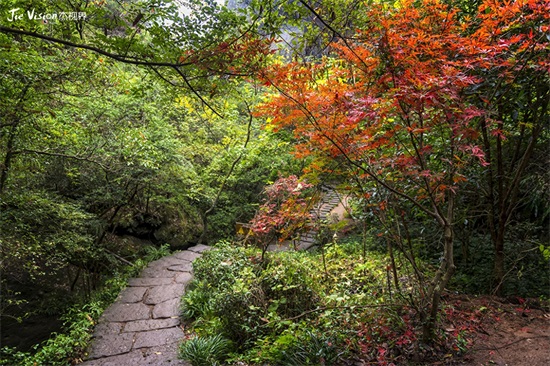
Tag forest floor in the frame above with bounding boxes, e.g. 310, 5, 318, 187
448, 295, 550, 366
307, 194, 549, 365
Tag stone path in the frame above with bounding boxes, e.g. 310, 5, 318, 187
268, 187, 349, 252
80, 244, 211, 366
80, 189, 347, 365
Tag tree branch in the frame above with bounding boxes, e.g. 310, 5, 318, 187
264, 74, 439, 221
197, 104, 254, 243
0, 26, 195, 68
15, 149, 110, 171
172, 66, 223, 118
260, 303, 399, 327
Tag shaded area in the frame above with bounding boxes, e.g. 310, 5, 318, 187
1, 315, 63, 352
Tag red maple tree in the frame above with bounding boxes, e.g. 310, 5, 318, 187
254, 0, 548, 340
249, 175, 314, 258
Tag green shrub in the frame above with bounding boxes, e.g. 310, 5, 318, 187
261, 254, 321, 319
182, 244, 323, 350
192, 241, 255, 289
0, 301, 102, 366
180, 239, 416, 365
214, 279, 267, 345
181, 281, 216, 321
179, 334, 232, 366
261, 329, 346, 366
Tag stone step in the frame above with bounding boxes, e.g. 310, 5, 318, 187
82, 246, 210, 366
297, 241, 317, 251
301, 236, 316, 242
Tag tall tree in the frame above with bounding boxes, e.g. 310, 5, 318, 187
464, 0, 549, 294
254, 0, 549, 340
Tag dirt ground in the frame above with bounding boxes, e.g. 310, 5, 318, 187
453, 296, 550, 366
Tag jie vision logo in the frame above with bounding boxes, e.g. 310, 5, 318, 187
7, 8, 86, 22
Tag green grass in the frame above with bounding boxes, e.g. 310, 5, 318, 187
179, 334, 232, 366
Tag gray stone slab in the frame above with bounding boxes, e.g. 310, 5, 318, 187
133, 328, 184, 349
101, 302, 151, 322
93, 322, 123, 336
128, 277, 173, 287
123, 318, 180, 333
174, 272, 193, 284
88, 332, 135, 359
188, 244, 211, 253
298, 242, 317, 251
140, 343, 190, 365
118, 287, 148, 303
162, 256, 191, 266
173, 251, 201, 262
82, 345, 190, 366
147, 258, 168, 267
142, 262, 173, 273
147, 256, 185, 269
153, 298, 181, 319
167, 263, 193, 272
140, 267, 178, 278
144, 284, 185, 305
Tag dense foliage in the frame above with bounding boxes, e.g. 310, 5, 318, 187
0, 245, 171, 366
180, 240, 474, 365
0, 0, 296, 360
0, 0, 547, 363
253, 0, 549, 340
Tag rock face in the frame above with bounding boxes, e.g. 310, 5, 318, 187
80, 245, 210, 366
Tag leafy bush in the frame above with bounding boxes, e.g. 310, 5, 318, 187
192, 241, 254, 290
184, 242, 322, 348
179, 334, 232, 366
182, 238, 493, 364
181, 281, 217, 321
0, 302, 102, 366
180, 240, 403, 364
261, 254, 321, 318
263, 329, 346, 366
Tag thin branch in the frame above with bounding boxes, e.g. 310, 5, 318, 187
297, 0, 371, 71
172, 66, 223, 118
197, 104, 254, 243
261, 303, 399, 326
0, 26, 195, 68
264, 74, 439, 221
150, 66, 181, 87
15, 149, 110, 171
104, 248, 133, 266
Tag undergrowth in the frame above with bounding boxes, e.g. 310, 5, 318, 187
179, 240, 471, 365
0, 244, 171, 366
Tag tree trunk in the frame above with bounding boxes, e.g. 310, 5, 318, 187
0, 124, 17, 194
197, 210, 208, 245
423, 190, 456, 342
492, 223, 507, 294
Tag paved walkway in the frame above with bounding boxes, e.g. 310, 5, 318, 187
81, 190, 348, 365
267, 187, 349, 251
80, 244, 211, 366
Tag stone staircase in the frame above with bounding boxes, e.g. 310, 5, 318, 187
268, 187, 344, 252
